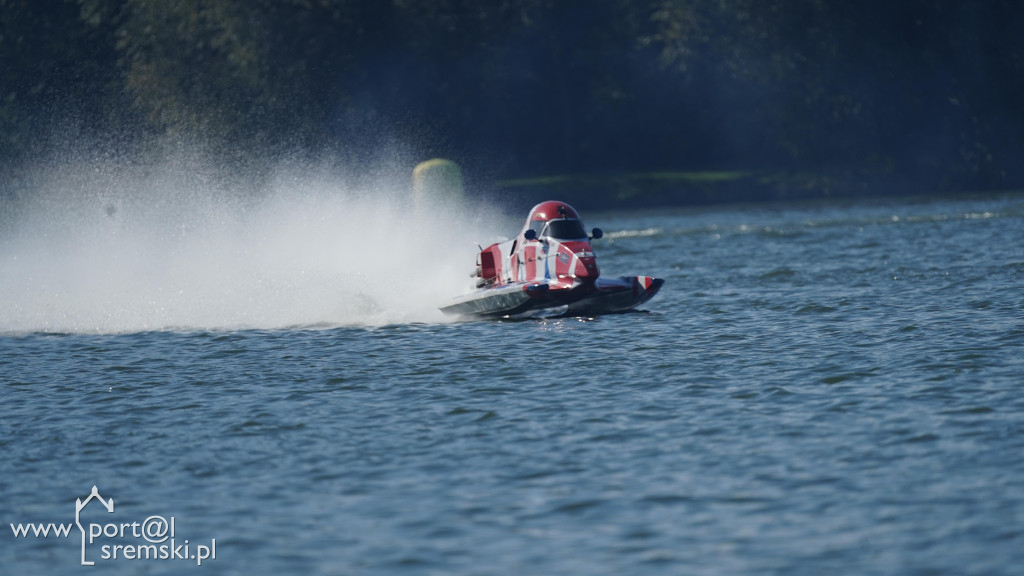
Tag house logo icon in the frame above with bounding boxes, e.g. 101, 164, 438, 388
75, 486, 114, 566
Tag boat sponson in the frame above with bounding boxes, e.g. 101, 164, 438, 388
439, 283, 549, 317
566, 276, 664, 315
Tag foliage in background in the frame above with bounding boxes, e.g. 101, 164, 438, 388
2, 0, 1022, 193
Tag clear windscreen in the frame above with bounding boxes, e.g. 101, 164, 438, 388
543, 219, 587, 240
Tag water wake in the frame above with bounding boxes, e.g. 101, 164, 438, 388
0, 156, 506, 333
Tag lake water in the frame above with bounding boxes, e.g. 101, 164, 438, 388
2, 189, 1023, 575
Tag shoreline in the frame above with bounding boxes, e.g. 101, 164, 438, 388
489, 169, 1024, 212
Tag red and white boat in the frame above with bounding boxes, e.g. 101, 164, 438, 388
440, 201, 664, 318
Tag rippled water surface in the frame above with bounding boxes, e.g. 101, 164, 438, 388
3, 195, 1024, 575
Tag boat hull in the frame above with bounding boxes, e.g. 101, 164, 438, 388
440, 276, 663, 318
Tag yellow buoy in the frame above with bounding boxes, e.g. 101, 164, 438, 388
412, 158, 464, 212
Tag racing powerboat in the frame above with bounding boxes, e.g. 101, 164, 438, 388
440, 201, 663, 318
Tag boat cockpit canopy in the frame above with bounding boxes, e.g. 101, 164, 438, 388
530, 218, 588, 240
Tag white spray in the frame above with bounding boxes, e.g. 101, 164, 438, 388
0, 155, 508, 333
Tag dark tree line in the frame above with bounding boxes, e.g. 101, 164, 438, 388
3, 0, 1023, 192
